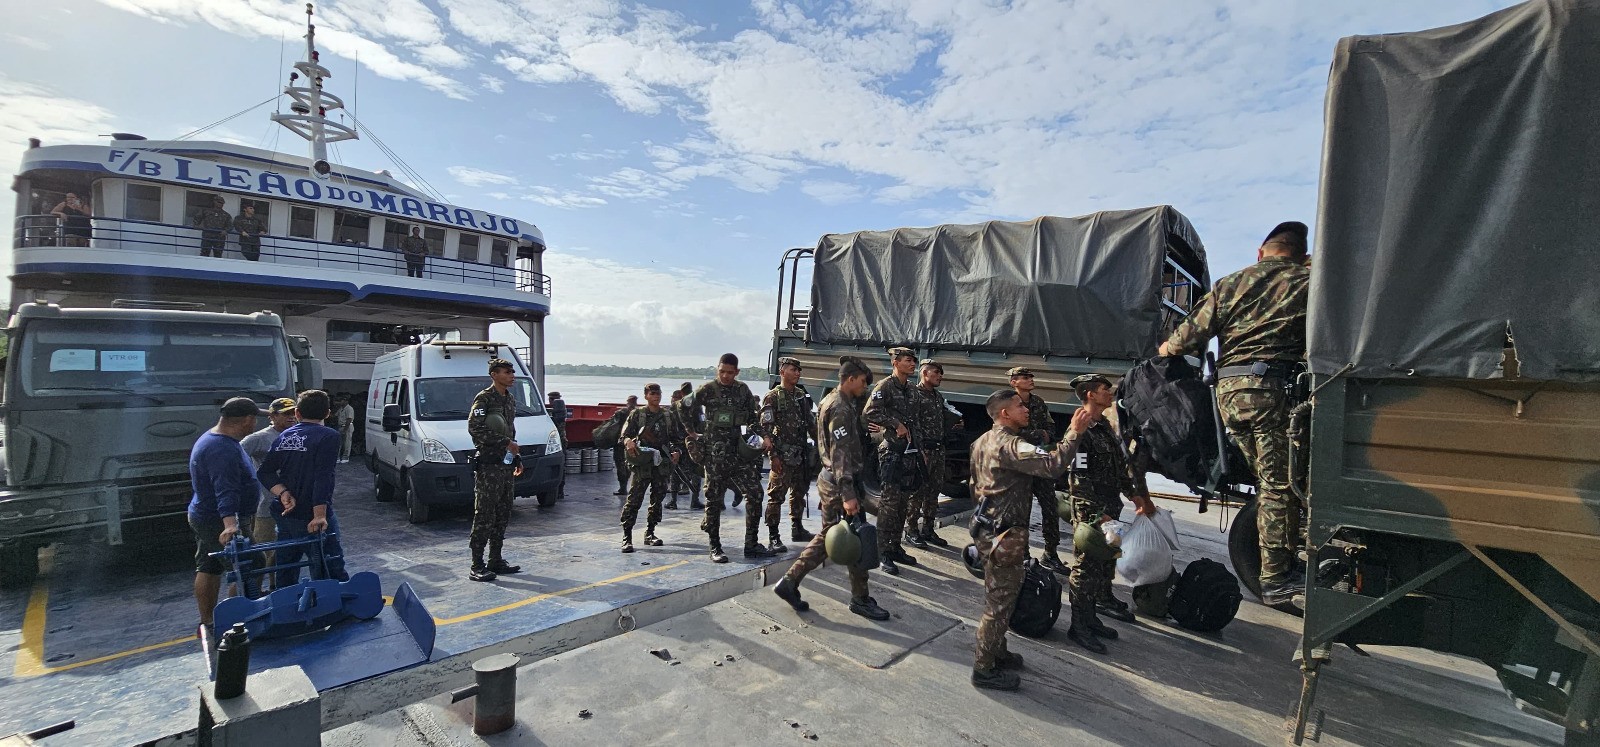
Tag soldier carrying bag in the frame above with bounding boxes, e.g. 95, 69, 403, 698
877, 435, 926, 493
591, 409, 627, 449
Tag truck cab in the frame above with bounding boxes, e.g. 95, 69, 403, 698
0, 302, 319, 587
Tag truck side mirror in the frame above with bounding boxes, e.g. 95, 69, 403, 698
382, 403, 407, 432
296, 356, 324, 390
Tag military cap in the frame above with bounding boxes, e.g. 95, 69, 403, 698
644, 382, 661, 393
888, 346, 916, 359
266, 397, 297, 415
680, 382, 693, 394
1006, 366, 1034, 378
1069, 373, 1113, 394
777, 356, 802, 369
919, 358, 943, 373
487, 357, 515, 373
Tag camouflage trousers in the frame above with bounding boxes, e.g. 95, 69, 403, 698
765, 459, 811, 533
783, 469, 869, 599
1219, 383, 1302, 587
1034, 477, 1062, 553
904, 448, 947, 537
670, 453, 703, 496
470, 464, 517, 560
622, 462, 668, 534
973, 526, 1028, 671
876, 483, 910, 556
701, 456, 764, 549
1068, 492, 1117, 604
612, 445, 631, 491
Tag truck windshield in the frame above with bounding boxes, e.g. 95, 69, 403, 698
414, 377, 544, 421
17, 318, 290, 399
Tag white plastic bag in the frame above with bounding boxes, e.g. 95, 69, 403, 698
1116, 508, 1181, 586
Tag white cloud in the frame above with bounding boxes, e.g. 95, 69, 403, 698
447, 165, 518, 187
801, 180, 866, 205
549, 149, 628, 161
520, 187, 607, 209
542, 250, 771, 366
478, 74, 505, 93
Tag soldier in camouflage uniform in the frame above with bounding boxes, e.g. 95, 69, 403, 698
761, 357, 818, 548
904, 360, 955, 549
671, 383, 704, 510
864, 346, 921, 575
772, 356, 890, 622
619, 383, 682, 552
1064, 374, 1158, 652
685, 355, 775, 563
612, 395, 639, 497
193, 195, 233, 258
1009, 366, 1068, 572
1161, 221, 1310, 606
233, 203, 267, 261
466, 359, 524, 583
967, 389, 1092, 690
401, 225, 430, 278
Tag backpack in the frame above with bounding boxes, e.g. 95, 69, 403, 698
591, 409, 628, 449
1009, 558, 1063, 638
1168, 558, 1242, 632
1114, 357, 1252, 490
1132, 567, 1178, 619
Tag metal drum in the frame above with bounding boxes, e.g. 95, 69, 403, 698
564, 450, 582, 475
597, 449, 615, 472
580, 448, 599, 473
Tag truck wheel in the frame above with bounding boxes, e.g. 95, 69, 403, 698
405, 472, 431, 524
1228, 499, 1264, 600
536, 492, 557, 508
374, 470, 397, 503
0, 542, 40, 589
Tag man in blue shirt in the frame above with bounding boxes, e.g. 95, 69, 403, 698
259, 389, 347, 588
188, 397, 263, 633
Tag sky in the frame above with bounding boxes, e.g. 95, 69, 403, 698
0, 0, 1521, 367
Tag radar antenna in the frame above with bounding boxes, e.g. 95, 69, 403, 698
270, 3, 358, 179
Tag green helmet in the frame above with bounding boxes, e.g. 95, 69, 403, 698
484, 413, 512, 438
1055, 491, 1074, 520
825, 520, 861, 566
1074, 520, 1121, 562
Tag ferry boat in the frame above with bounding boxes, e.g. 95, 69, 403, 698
7, 7, 552, 407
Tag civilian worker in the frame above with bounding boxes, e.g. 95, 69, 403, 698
241, 397, 297, 578
258, 390, 347, 589
188, 397, 264, 635
332, 394, 356, 464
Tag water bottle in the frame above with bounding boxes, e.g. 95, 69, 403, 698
214, 623, 251, 699
502, 449, 515, 465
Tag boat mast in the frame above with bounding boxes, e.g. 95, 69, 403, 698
270, 3, 358, 179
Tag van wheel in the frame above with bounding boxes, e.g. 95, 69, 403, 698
1228, 499, 1264, 600
0, 542, 41, 589
536, 491, 557, 508
374, 470, 397, 503
405, 473, 430, 524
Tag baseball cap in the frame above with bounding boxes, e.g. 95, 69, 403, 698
266, 397, 296, 415
220, 397, 262, 417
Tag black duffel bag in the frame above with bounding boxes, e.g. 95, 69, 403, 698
1168, 558, 1243, 632
1009, 557, 1063, 638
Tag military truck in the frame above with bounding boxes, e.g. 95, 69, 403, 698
0, 303, 321, 587
769, 206, 1212, 499
1288, 3, 1600, 744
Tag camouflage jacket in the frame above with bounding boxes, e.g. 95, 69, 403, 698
816, 389, 865, 499
467, 385, 516, 454
760, 384, 815, 462
233, 214, 266, 238
1019, 392, 1054, 446
1164, 256, 1309, 370
1066, 417, 1149, 511
401, 235, 429, 258
193, 208, 232, 233
688, 380, 757, 443
864, 374, 916, 448
970, 424, 1083, 531
621, 406, 683, 451
910, 383, 949, 452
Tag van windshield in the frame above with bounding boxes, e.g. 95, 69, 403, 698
414, 377, 543, 421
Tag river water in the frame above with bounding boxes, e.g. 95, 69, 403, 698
543, 374, 761, 405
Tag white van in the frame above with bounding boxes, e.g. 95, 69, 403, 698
366, 341, 563, 523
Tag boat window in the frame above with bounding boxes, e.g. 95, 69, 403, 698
382, 219, 409, 250
490, 239, 510, 267
414, 376, 544, 421
334, 210, 370, 246
457, 234, 480, 263
424, 226, 446, 257
289, 206, 317, 239
125, 183, 163, 222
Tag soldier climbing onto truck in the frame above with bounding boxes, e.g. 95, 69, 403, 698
1159, 220, 1310, 607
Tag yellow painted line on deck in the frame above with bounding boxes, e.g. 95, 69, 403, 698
13, 555, 691, 678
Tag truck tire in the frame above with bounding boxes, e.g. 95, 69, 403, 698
374, 469, 397, 503
0, 542, 40, 589
405, 472, 431, 524
536, 491, 557, 508
1228, 499, 1263, 600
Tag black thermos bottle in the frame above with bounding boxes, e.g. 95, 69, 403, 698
214, 623, 252, 699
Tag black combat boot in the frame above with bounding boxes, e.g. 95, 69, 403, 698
1038, 550, 1069, 575
922, 523, 949, 548
664, 496, 679, 510
791, 523, 815, 543
743, 527, 775, 558
996, 649, 1024, 670
891, 548, 918, 567
621, 528, 635, 554
767, 525, 787, 553
880, 554, 901, 576
971, 667, 1021, 691
1261, 578, 1305, 608
1086, 613, 1119, 640
708, 526, 729, 564
773, 576, 809, 612
731, 490, 743, 508
849, 595, 890, 621
643, 525, 664, 546
904, 529, 929, 550
1066, 594, 1107, 654
470, 550, 497, 582
1097, 595, 1135, 623
690, 493, 705, 510
488, 558, 521, 574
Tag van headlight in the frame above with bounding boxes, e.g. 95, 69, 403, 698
545, 428, 562, 453
422, 438, 455, 464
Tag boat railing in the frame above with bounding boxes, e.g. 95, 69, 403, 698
13, 214, 552, 297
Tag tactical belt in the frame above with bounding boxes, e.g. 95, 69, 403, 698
1216, 360, 1301, 380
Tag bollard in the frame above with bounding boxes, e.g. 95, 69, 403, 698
449, 653, 521, 735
